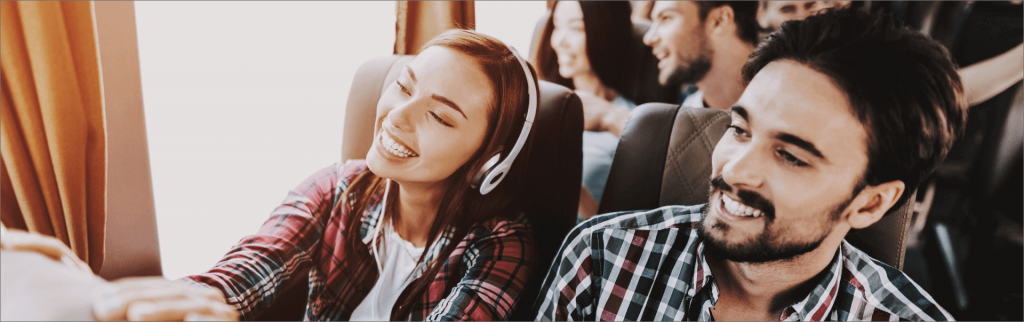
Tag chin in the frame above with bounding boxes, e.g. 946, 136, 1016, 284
558, 68, 575, 79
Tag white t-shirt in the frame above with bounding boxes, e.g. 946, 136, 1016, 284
681, 89, 706, 108
350, 224, 426, 321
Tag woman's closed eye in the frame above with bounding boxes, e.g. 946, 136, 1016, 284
397, 80, 411, 95
430, 111, 453, 127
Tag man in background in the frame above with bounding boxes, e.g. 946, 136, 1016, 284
579, 1, 759, 137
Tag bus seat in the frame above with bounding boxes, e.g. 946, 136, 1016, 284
256, 55, 584, 320
529, 8, 680, 105
598, 103, 917, 269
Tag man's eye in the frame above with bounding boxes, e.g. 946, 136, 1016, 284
728, 125, 748, 137
777, 150, 809, 167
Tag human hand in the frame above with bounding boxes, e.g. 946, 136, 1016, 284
92, 277, 239, 321
0, 227, 92, 273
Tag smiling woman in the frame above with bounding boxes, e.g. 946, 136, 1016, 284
114, 28, 543, 321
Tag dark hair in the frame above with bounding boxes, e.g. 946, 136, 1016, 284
533, 1, 635, 96
742, 8, 967, 211
338, 29, 538, 319
694, 1, 760, 45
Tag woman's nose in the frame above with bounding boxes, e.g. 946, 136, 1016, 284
387, 102, 416, 132
552, 31, 568, 49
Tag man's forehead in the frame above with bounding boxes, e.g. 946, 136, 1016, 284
652, 1, 691, 15
737, 60, 868, 159
766, 1, 813, 10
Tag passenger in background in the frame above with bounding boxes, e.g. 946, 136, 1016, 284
534, 1, 638, 219
757, 1, 1023, 109
756, 1, 851, 31
579, 1, 760, 138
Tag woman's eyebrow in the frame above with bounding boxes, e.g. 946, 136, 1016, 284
431, 94, 467, 119
403, 65, 466, 119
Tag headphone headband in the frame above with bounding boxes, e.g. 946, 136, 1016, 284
476, 44, 537, 195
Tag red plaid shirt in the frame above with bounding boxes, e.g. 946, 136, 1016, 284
184, 161, 537, 320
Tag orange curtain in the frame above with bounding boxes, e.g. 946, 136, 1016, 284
394, 1, 475, 55
0, 1, 107, 274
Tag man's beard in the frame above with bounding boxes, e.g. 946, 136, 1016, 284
697, 175, 853, 263
660, 35, 714, 88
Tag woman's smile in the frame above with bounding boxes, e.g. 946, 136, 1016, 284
377, 129, 419, 158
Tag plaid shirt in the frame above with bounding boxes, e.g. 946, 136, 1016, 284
184, 160, 536, 321
535, 205, 954, 321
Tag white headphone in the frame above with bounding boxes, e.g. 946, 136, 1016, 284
469, 44, 538, 195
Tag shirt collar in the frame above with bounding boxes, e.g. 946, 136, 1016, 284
780, 245, 845, 321
690, 241, 718, 299
689, 241, 845, 321
361, 198, 453, 279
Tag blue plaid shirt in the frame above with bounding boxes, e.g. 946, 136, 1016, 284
535, 204, 954, 321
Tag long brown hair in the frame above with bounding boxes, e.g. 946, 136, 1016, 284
336, 29, 539, 319
531, 1, 679, 105
532, 1, 634, 95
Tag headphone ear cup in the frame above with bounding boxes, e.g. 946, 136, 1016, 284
470, 151, 503, 190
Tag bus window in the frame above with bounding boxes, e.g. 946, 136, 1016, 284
135, 1, 396, 279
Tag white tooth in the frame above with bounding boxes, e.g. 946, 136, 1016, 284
753, 210, 762, 217
745, 207, 754, 216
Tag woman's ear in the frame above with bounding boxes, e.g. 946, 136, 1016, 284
847, 180, 905, 229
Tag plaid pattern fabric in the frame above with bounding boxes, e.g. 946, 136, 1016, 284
535, 205, 954, 321
183, 160, 536, 321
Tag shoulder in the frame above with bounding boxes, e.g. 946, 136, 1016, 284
560, 204, 705, 252
838, 241, 955, 321
612, 95, 638, 110
465, 214, 536, 246
338, 159, 371, 187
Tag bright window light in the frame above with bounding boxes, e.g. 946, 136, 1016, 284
474, 1, 548, 57
135, 1, 396, 279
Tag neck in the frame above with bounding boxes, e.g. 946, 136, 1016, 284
573, 72, 619, 102
391, 179, 448, 248
705, 229, 848, 318
696, 39, 754, 110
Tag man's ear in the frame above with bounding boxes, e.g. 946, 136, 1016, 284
709, 5, 735, 32
847, 180, 905, 229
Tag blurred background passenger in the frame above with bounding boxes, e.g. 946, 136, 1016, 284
534, 1, 639, 219
756, 1, 852, 31
577, 1, 761, 141
757, 1, 1022, 110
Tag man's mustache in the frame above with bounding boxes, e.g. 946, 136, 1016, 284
709, 175, 776, 222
